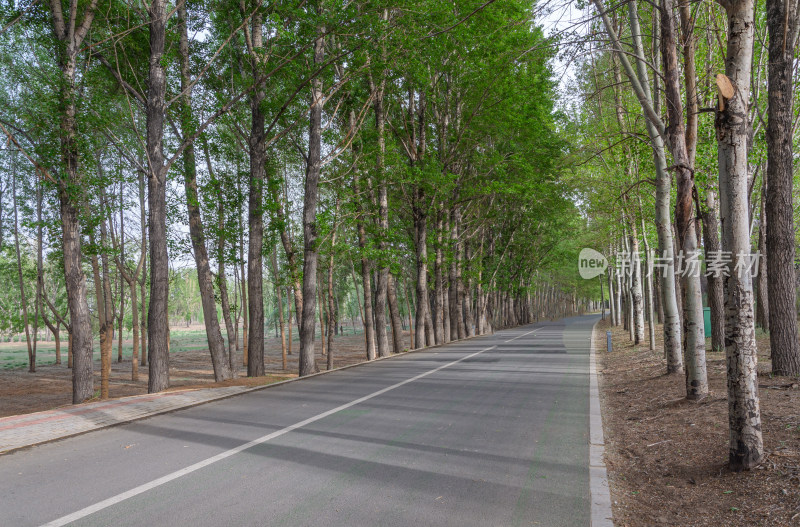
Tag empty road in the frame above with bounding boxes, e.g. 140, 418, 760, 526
0, 315, 599, 527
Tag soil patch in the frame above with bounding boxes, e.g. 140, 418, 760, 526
596, 317, 800, 526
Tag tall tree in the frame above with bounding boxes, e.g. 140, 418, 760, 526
660, 0, 707, 399
145, 0, 172, 393
47, 0, 99, 402
764, 0, 800, 376
298, 16, 325, 377
177, 1, 233, 382
715, 0, 763, 471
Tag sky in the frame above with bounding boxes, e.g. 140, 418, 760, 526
537, 0, 590, 110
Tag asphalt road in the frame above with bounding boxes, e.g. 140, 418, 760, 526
0, 315, 598, 527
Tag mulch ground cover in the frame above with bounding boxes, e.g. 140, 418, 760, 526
596, 317, 800, 526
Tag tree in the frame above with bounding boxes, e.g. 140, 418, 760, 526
764, 0, 800, 376
715, 0, 763, 471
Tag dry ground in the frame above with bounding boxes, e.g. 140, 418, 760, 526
0, 328, 398, 418
597, 317, 800, 526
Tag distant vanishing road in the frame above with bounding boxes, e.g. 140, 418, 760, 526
0, 315, 599, 527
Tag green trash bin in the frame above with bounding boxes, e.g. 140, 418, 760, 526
703, 307, 711, 337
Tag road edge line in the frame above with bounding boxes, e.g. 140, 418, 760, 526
589, 319, 614, 527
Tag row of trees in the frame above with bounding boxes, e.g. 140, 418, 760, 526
0, 1, 593, 404
574, 0, 800, 470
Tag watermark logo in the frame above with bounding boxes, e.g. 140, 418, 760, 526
601, 249, 762, 280
579, 248, 608, 279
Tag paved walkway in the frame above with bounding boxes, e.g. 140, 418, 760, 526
0, 385, 259, 454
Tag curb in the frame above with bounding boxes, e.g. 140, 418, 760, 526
0, 329, 497, 455
589, 320, 614, 526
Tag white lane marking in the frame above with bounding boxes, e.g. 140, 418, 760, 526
503, 327, 540, 343
41, 342, 499, 527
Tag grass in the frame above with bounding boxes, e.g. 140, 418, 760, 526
0, 324, 369, 370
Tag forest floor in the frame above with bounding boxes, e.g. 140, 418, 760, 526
0, 325, 392, 418
597, 317, 800, 526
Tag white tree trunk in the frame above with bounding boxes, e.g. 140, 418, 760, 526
715, 0, 763, 471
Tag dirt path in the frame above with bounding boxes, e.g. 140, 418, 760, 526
0, 330, 398, 418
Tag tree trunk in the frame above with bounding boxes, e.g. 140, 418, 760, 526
640, 214, 656, 350
451, 206, 466, 340
178, 4, 232, 382
116, 182, 124, 365
318, 277, 326, 357
138, 169, 148, 369
607, 264, 617, 326
374, 254, 390, 358
245, 13, 266, 377
373, 85, 391, 358
11, 164, 33, 372
354, 197, 376, 361
298, 27, 324, 377
98, 199, 116, 400
216, 199, 237, 372
240, 240, 248, 362
387, 274, 404, 352
129, 277, 139, 381
661, 0, 707, 399
286, 286, 294, 355
326, 243, 336, 371
145, 0, 170, 393
765, 0, 800, 376
404, 278, 415, 348
715, 0, 763, 471
463, 242, 475, 338
413, 192, 430, 350
629, 0, 682, 373
756, 187, 769, 331
434, 209, 446, 344
702, 188, 725, 352
270, 250, 287, 370
33, 180, 43, 371
627, 210, 645, 344
48, 0, 97, 402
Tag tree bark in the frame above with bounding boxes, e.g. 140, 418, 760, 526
413, 190, 431, 349
640, 211, 656, 350
11, 163, 33, 372
661, 0, 707, 399
626, 209, 645, 344
387, 274, 404, 353
298, 26, 324, 377
434, 209, 446, 344
756, 186, 769, 331
33, 180, 43, 371
628, 0, 683, 372
270, 249, 287, 370
245, 12, 266, 377
213, 175, 237, 372
48, 0, 97, 403
326, 233, 336, 370
138, 169, 147, 369
765, 0, 800, 376
178, 4, 233, 382
145, 0, 170, 393
98, 197, 116, 399
702, 188, 725, 352
373, 83, 391, 358
716, 0, 763, 471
